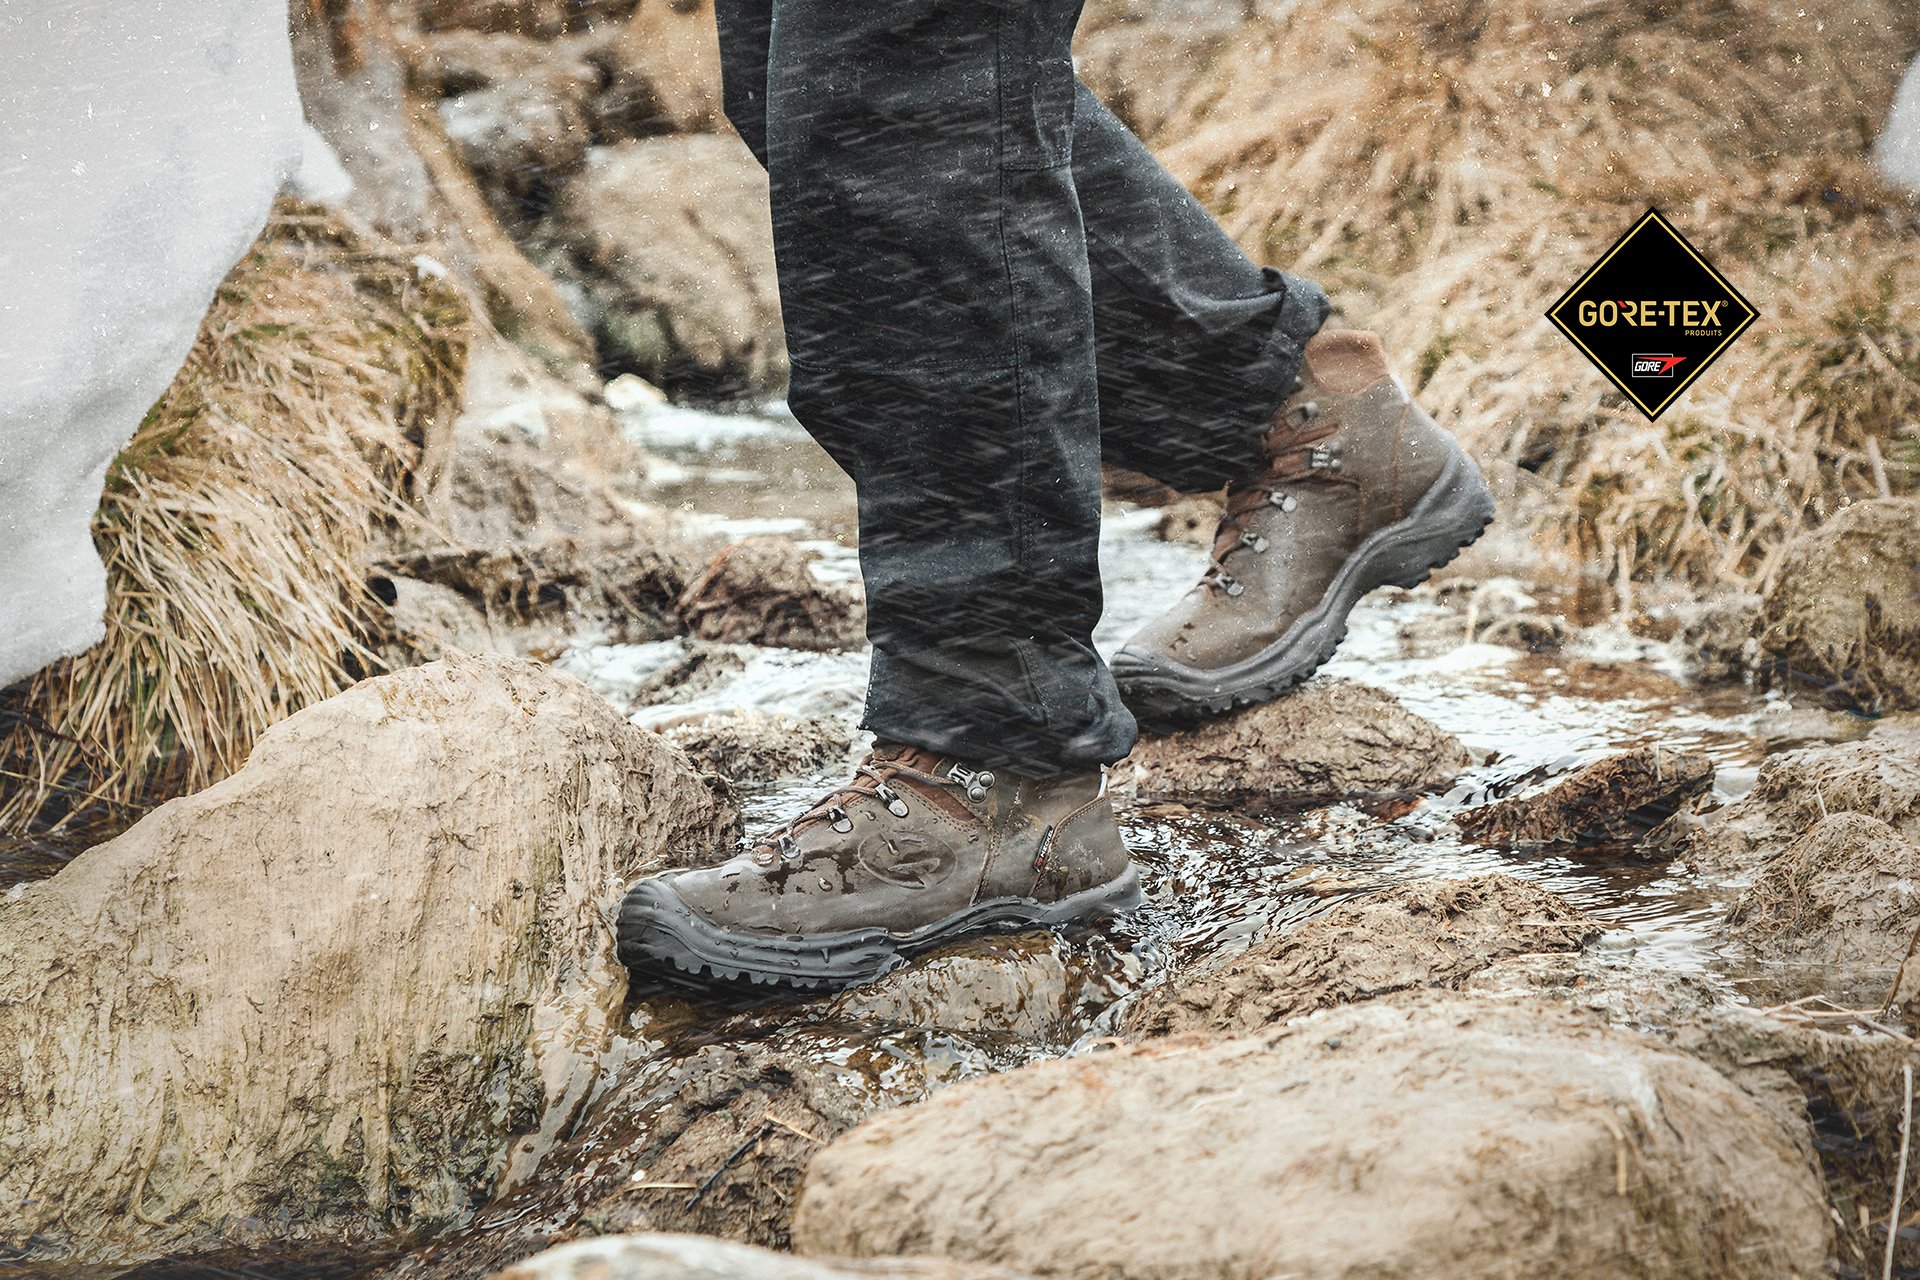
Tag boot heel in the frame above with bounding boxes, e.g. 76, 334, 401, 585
1378, 450, 1497, 591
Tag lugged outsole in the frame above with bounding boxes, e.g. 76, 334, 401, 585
1115, 448, 1497, 728
616, 867, 1146, 994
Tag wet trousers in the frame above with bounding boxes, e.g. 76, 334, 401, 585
714, 0, 1329, 775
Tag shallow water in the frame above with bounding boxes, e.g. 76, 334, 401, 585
601, 398, 1868, 1014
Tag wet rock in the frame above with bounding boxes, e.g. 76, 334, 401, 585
1123, 875, 1601, 1039
493, 1233, 1034, 1280
823, 932, 1139, 1047
1457, 746, 1714, 845
1757, 497, 1920, 711
0, 655, 730, 1272
385, 358, 690, 646
1730, 812, 1920, 989
543, 136, 784, 399
1673, 592, 1761, 683
378, 1017, 1027, 1278
677, 537, 866, 652
1128, 679, 1472, 812
663, 710, 854, 784
1687, 723, 1920, 875
792, 995, 1832, 1280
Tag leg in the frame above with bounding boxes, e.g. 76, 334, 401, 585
717, 1, 1328, 495
723, 0, 1128, 777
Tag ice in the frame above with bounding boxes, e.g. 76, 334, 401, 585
1876, 55, 1920, 190
0, 2, 304, 688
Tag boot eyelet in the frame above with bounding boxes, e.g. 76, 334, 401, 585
1308, 444, 1342, 472
1217, 574, 1245, 598
1268, 492, 1299, 512
778, 834, 801, 862
946, 764, 995, 802
828, 805, 853, 833
1301, 400, 1321, 419
875, 783, 910, 817
1240, 532, 1269, 553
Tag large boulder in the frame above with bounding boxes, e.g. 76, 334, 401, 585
1756, 497, 1920, 711
1124, 875, 1601, 1039
1127, 679, 1472, 811
1687, 723, 1920, 874
0, 655, 729, 1271
543, 135, 785, 399
493, 1233, 1033, 1280
793, 996, 1832, 1280
1457, 746, 1715, 845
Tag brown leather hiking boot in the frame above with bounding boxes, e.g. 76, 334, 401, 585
1113, 330, 1495, 723
616, 742, 1142, 991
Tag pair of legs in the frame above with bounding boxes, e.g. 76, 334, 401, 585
714, 0, 1330, 777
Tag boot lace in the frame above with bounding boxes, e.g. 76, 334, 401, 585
1200, 383, 1355, 597
751, 754, 970, 866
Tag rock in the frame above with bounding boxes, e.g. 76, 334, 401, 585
1673, 592, 1761, 683
1730, 812, 1920, 990
374, 951, 1075, 1274
663, 710, 854, 783
677, 537, 866, 652
1123, 875, 1601, 1039
439, 64, 597, 231
384, 348, 692, 648
1757, 497, 1920, 711
1457, 746, 1714, 845
543, 136, 785, 399
1128, 679, 1472, 811
492, 1233, 1033, 1280
372, 572, 519, 662
1686, 724, 1920, 874
0, 654, 731, 1272
792, 995, 1831, 1280
594, 0, 727, 137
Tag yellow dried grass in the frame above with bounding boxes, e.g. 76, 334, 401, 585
0, 200, 468, 842
1112, 0, 1920, 593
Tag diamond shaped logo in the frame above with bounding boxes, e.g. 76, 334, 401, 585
1546, 209, 1759, 421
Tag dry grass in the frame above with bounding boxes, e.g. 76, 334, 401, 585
0, 200, 468, 842
1091, 0, 1920, 594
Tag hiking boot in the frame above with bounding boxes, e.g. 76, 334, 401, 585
1113, 329, 1495, 723
616, 742, 1143, 991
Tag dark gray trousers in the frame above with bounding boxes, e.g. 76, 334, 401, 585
715, 0, 1328, 774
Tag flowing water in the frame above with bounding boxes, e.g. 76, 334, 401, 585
598, 397, 1832, 1014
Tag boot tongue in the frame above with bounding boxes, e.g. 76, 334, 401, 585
869, 740, 951, 775
867, 741, 977, 820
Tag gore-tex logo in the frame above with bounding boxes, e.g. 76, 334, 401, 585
1547, 209, 1758, 420
1630, 354, 1686, 378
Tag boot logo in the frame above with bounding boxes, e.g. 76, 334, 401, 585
856, 831, 951, 889
1547, 208, 1757, 420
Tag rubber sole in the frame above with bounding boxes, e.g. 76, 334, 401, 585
616, 866, 1147, 993
1114, 447, 1497, 726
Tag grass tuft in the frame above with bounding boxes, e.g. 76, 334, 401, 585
0, 200, 469, 845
